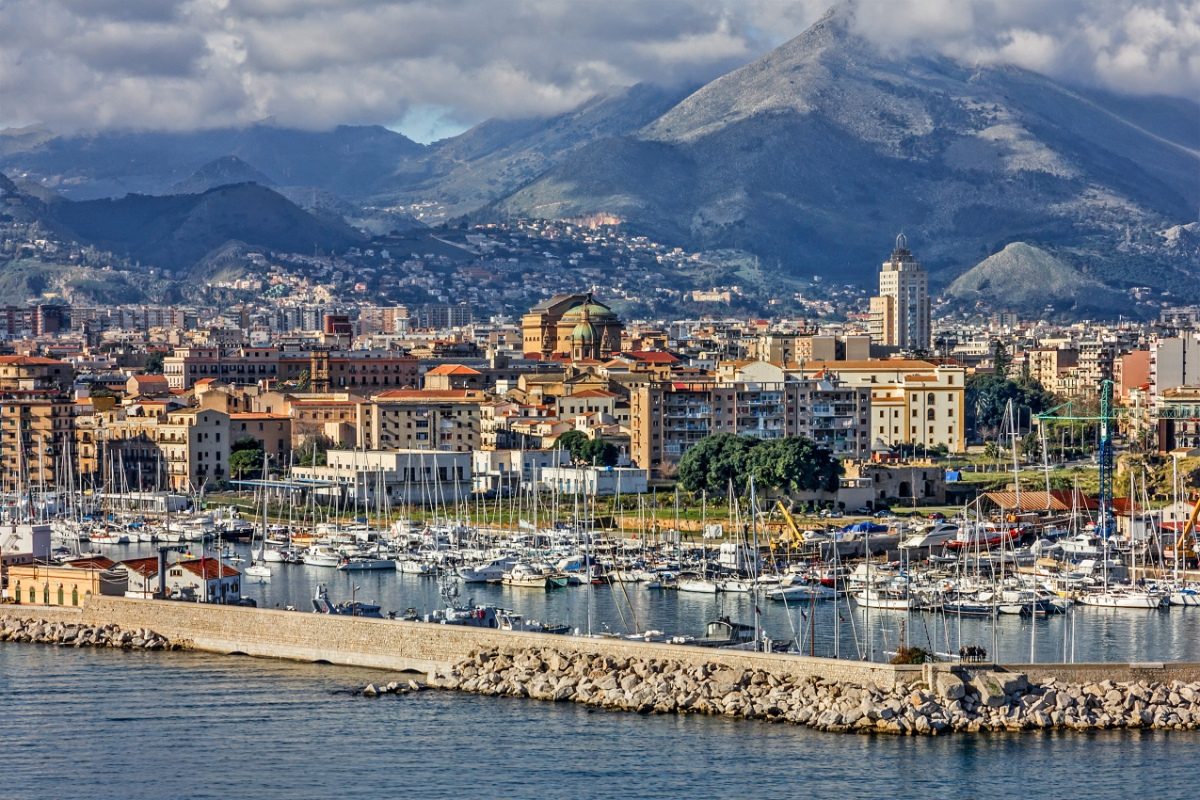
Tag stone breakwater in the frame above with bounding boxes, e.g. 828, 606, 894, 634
388, 646, 1200, 735
0, 615, 179, 651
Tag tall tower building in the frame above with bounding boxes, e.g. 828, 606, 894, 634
869, 234, 930, 351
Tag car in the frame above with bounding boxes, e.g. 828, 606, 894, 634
854, 506, 873, 515
873, 509, 894, 518
927, 511, 946, 521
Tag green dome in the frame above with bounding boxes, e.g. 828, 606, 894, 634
562, 302, 616, 321
571, 320, 599, 342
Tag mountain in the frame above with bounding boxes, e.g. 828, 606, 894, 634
944, 242, 1126, 314
381, 83, 694, 218
0, 124, 424, 200
169, 155, 275, 194
493, 5, 1200, 287
0, 176, 364, 274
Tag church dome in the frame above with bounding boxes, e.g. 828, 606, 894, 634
571, 320, 599, 342
562, 298, 617, 323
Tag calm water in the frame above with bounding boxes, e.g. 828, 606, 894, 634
1, 644, 1196, 800
101, 541, 1200, 665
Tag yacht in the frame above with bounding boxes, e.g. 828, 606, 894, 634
302, 545, 342, 568
457, 555, 519, 583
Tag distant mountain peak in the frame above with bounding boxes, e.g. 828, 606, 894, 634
169, 155, 275, 195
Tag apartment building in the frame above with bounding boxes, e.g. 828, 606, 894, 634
796, 360, 966, 453
0, 356, 75, 493
630, 371, 871, 476
164, 346, 418, 392
361, 389, 487, 452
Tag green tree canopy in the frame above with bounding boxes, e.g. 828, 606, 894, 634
578, 438, 619, 467
747, 436, 843, 495
966, 374, 1057, 441
229, 439, 264, 479
555, 430, 590, 461
677, 433, 759, 496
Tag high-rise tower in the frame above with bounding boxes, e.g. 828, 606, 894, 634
868, 234, 930, 351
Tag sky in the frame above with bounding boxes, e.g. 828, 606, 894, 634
1, 0, 1197, 142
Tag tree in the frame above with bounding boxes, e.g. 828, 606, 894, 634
966, 373, 1057, 441
229, 437, 264, 479
296, 433, 332, 467
747, 436, 843, 496
143, 351, 166, 374
677, 433, 758, 496
578, 438, 619, 467
555, 430, 590, 461
992, 340, 1011, 379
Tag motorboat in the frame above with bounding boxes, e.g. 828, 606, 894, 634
900, 523, 960, 550
311, 583, 382, 617
302, 545, 342, 568
338, 556, 396, 572
429, 605, 569, 634
766, 583, 836, 602
457, 555, 519, 583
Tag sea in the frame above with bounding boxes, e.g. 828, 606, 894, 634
4, 542, 1199, 798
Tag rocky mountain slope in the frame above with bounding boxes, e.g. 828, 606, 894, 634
944, 242, 1126, 314
493, 6, 1199, 287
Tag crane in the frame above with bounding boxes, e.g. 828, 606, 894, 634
1035, 378, 1117, 538
1164, 494, 1200, 564
773, 500, 805, 549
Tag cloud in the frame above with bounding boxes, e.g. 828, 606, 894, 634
0, 0, 1195, 135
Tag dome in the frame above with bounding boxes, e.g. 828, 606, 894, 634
571, 320, 599, 342
562, 301, 616, 322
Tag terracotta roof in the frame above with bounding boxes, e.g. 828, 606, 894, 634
374, 389, 483, 400
983, 489, 1098, 512
426, 364, 482, 376
178, 557, 240, 580
63, 556, 116, 570
120, 556, 160, 578
0, 356, 65, 366
229, 413, 291, 420
623, 350, 679, 364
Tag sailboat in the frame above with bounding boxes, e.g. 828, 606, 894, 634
244, 457, 272, 581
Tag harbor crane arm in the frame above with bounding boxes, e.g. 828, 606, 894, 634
774, 500, 804, 547
1172, 495, 1200, 558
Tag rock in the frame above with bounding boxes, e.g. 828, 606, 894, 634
971, 673, 1010, 708
362, 684, 379, 697
934, 673, 966, 701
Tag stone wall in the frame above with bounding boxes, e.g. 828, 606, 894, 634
13, 596, 1200, 692
13, 596, 921, 688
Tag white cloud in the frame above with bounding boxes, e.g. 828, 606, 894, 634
0, 0, 1195, 135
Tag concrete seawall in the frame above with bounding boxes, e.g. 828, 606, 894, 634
12, 596, 1200, 690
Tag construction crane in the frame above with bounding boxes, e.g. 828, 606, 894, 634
1035, 378, 1117, 538
773, 500, 805, 549
1164, 494, 1200, 565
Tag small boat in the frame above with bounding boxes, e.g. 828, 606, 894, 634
338, 557, 397, 572
244, 562, 272, 580
311, 583, 382, 617
766, 584, 835, 602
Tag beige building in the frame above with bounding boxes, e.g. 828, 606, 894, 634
868, 235, 930, 351
362, 389, 487, 452
521, 294, 623, 361
797, 360, 966, 453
